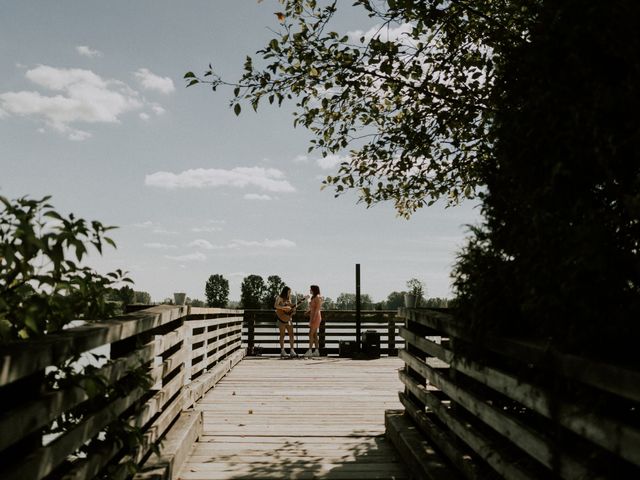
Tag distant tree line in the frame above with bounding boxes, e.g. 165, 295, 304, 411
198, 273, 449, 311
109, 275, 450, 312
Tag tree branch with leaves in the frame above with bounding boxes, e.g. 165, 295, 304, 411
186, 0, 536, 216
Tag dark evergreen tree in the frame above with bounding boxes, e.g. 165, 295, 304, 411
454, 0, 640, 360
240, 274, 266, 309
262, 275, 286, 308
205, 274, 230, 308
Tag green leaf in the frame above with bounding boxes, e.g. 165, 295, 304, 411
183, 71, 196, 79
43, 211, 63, 221
234, 103, 242, 116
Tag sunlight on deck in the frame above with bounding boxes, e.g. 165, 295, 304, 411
179, 356, 407, 479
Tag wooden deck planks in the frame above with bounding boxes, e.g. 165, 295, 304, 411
179, 356, 407, 479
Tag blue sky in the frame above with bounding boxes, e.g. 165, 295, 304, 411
0, 1, 480, 303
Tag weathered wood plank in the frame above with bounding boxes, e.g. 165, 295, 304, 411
400, 327, 640, 467
185, 317, 243, 330
0, 336, 163, 452
188, 308, 244, 317
134, 411, 202, 480
0, 305, 187, 386
183, 349, 245, 409
1, 386, 145, 480
399, 309, 640, 403
179, 357, 407, 480
398, 392, 497, 480
385, 410, 460, 480
400, 350, 599, 479
399, 379, 542, 480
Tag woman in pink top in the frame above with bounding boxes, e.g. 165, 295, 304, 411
304, 285, 323, 357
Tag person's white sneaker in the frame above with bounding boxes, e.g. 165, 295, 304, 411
304, 349, 313, 358
289, 349, 298, 358
280, 349, 287, 358
312, 349, 320, 357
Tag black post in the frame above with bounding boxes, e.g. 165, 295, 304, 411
388, 316, 396, 356
247, 312, 255, 356
355, 263, 361, 351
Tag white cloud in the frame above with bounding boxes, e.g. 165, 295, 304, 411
139, 112, 150, 121
188, 239, 217, 250
244, 193, 272, 201
348, 23, 414, 44
134, 68, 175, 94
0, 65, 144, 140
293, 154, 309, 163
144, 242, 177, 249
191, 225, 223, 233
145, 167, 296, 193
151, 104, 166, 115
68, 129, 92, 141
232, 238, 296, 249
165, 252, 207, 262
317, 154, 347, 170
152, 227, 178, 235
133, 220, 154, 228
187, 237, 296, 250
76, 45, 102, 58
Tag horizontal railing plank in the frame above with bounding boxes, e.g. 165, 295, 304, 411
399, 309, 640, 403
0, 305, 245, 480
2, 386, 145, 480
400, 327, 640, 467
398, 389, 493, 480
400, 349, 598, 479
0, 337, 163, 452
0, 305, 187, 387
399, 378, 542, 480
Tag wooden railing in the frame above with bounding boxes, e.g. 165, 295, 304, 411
390, 308, 640, 479
0, 306, 244, 480
243, 309, 401, 356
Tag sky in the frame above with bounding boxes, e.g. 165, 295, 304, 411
0, 1, 481, 304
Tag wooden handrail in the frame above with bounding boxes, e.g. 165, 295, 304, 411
242, 309, 402, 355
0, 305, 245, 480
392, 308, 640, 478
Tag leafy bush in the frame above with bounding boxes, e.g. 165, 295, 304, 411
0, 195, 152, 476
0, 195, 130, 340
453, 1, 640, 362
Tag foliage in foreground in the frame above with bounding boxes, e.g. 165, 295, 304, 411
453, 0, 640, 361
0, 195, 130, 339
0, 195, 153, 477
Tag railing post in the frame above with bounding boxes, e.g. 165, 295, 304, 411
355, 264, 361, 351
405, 309, 431, 410
388, 315, 396, 356
247, 312, 255, 356
320, 319, 326, 351
184, 321, 193, 385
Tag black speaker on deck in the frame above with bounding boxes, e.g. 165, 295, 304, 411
339, 340, 357, 358
362, 330, 381, 358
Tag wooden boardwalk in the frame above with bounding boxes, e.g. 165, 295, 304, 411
179, 356, 408, 480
